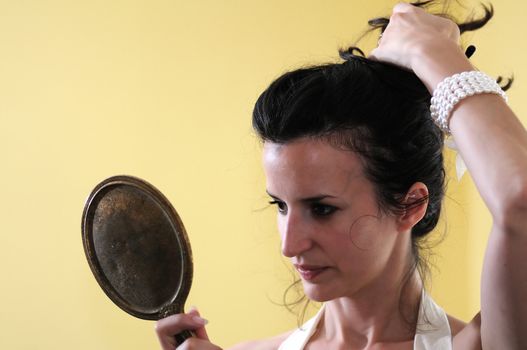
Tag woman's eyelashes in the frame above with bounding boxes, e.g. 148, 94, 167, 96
310, 203, 338, 217
268, 200, 287, 214
268, 200, 338, 217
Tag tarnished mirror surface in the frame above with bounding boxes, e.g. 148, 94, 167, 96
82, 175, 193, 320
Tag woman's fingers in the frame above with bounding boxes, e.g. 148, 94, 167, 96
392, 2, 426, 14
369, 2, 464, 74
155, 312, 209, 350
187, 307, 210, 340
177, 337, 222, 350
156, 312, 208, 335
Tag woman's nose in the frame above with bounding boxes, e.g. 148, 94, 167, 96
280, 212, 312, 258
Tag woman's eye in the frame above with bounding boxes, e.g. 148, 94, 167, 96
269, 200, 287, 214
311, 203, 337, 217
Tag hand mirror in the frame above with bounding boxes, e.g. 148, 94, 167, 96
82, 175, 193, 343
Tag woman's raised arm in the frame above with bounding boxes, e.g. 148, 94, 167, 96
371, 3, 527, 349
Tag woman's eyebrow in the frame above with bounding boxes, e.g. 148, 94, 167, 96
266, 190, 336, 202
301, 195, 337, 203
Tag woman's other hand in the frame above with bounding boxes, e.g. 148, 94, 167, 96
155, 307, 222, 350
370, 2, 473, 92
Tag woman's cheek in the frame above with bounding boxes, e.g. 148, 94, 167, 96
344, 215, 385, 251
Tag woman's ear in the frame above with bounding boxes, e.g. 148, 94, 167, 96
396, 182, 429, 232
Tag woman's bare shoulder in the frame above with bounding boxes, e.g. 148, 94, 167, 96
227, 330, 293, 350
450, 312, 482, 350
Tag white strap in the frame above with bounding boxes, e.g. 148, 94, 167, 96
277, 305, 325, 350
414, 293, 453, 350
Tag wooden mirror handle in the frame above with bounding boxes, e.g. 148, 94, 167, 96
175, 330, 195, 345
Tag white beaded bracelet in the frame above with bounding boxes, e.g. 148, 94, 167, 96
430, 71, 508, 134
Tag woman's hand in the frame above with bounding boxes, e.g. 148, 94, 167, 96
369, 2, 473, 92
155, 307, 222, 350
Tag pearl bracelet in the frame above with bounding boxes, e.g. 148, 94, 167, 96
430, 71, 508, 134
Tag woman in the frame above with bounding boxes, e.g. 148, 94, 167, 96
156, 2, 527, 349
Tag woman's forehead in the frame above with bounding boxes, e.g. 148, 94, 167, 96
263, 139, 367, 196
263, 139, 361, 170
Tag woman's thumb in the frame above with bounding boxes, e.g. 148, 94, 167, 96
187, 306, 210, 340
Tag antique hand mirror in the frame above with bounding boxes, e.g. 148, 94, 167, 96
82, 175, 193, 343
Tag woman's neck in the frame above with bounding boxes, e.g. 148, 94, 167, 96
319, 259, 423, 348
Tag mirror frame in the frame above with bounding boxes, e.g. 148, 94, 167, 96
81, 175, 193, 320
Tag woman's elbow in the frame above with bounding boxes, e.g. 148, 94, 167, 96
493, 180, 527, 235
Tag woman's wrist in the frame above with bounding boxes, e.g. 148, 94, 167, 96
430, 71, 508, 134
411, 41, 475, 93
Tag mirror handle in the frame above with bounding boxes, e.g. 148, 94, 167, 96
175, 330, 195, 345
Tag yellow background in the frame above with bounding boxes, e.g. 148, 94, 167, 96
0, 1, 525, 349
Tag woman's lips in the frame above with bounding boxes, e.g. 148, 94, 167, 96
295, 264, 328, 281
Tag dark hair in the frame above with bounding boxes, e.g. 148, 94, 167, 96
253, 0, 507, 325
254, 56, 442, 236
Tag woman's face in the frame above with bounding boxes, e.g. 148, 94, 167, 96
263, 138, 404, 302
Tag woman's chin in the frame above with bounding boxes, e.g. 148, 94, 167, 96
302, 283, 337, 302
